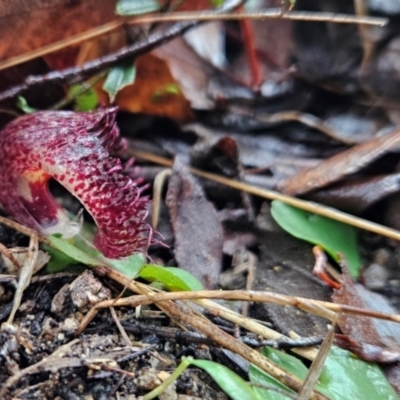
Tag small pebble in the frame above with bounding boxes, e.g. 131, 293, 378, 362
363, 263, 389, 290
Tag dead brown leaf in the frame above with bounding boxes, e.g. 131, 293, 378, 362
102, 53, 193, 122
333, 270, 400, 362
166, 157, 223, 289
280, 127, 400, 196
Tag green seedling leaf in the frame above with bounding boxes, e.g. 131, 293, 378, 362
249, 346, 398, 400
139, 265, 203, 291
16, 96, 36, 113
188, 358, 261, 400
44, 245, 79, 272
103, 63, 136, 103
48, 235, 146, 278
271, 200, 361, 277
102, 253, 146, 279
249, 347, 308, 399
249, 364, 294, 400
49, 235, 105, 267
68, 83, 98, 111
116, 0, 160, 15
72, 233, 146, 278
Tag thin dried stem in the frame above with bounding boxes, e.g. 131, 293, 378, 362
0, 242, 20, 269
124, 9, 388, 26
91, 267, 328, 399
109, 307, 132, 347
129, 149, 400, 242
298, 323, 336, 399
80, 288, 400, 328
197, 298, 318, 360
5, 233, 39, 325
0, 0, 243, 101
0, 6, 386, 73
0, 215, 50, 245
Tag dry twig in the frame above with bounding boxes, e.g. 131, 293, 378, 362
129, 149, 400, 242
90, 267, 329, 399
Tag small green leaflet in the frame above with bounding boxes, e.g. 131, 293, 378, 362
45, 245, 79, 272
16, 96, 36, 113
48, 235, 146, 278
47, 235, 201, 286
139, 265, 203, 291
249, 346, 398, 400
103, 63, 136, 103
103, 253, 146, 279
116, 0, 160, 16
271, 201, 361, 277
49, 235, 105, 267
187, 358, 261, 400
68, 83, 99, 111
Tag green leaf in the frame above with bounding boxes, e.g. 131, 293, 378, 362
102, 253, 146, 279
103, 63, 136, 103
318, 346, 398, 400
44, 245, 79, 272
49, 235, 106, 267
188, 359, 261, 400
116, 0, 160, 16
271, 201, 361, 277
68, 83, 99, 111
249, 364, 294, 400
249, 346, 398, 400
48, 235, 146, 278
249, 347, 307, 400
16, 96, 36, 113
139, 265, 203, 291
262, 347, 309, 380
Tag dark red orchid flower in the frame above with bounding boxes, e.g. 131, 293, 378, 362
0, 108, 152, 259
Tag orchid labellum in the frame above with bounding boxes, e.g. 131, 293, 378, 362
0, 108, 152, 259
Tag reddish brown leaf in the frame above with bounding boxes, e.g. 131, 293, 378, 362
166, 157, 223, 289
97, 53, 194, 122
332, 270, 400, 362
280, 127, 400, 196
0, 0, 117, 61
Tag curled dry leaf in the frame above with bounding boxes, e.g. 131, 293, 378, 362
280, 127, 400, 196
166, 157, 223, 289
